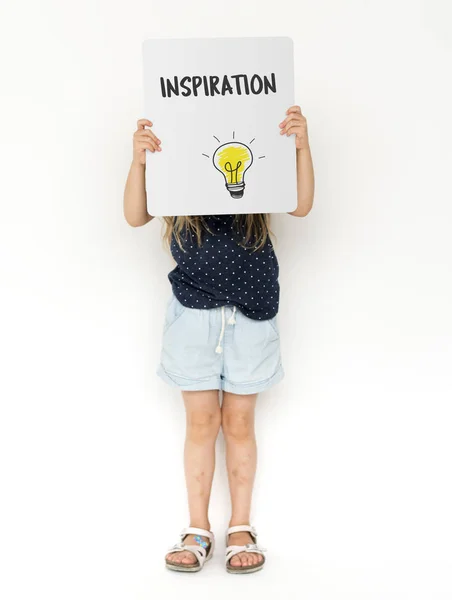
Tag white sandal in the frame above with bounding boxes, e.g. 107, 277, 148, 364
225, 525, 266, 574
165, 527, 215, 573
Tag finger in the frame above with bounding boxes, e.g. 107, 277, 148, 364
137, 118, 153, 129
284, 125, 303, 137
135, 130, 161, 145
137, 141, 159, 153
138, 142, 160, 152
280, 121, 303, 135
144, 129, 161, 144
279, 115, 303, 131
286, 105, 302, 115
279, 113, 304, 128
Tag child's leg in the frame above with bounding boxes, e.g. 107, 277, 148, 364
166, 389, 221, 565
222, 392, 263, 568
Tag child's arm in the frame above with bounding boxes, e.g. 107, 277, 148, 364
279, 106, 315, 217
123, 118, 161, 227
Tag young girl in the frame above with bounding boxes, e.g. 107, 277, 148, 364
123, 106, 314, 574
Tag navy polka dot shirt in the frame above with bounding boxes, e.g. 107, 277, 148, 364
168, 215, 280, 320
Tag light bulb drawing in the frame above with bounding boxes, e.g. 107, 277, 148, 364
212, 142, 253, 199
202, 132, 266, 199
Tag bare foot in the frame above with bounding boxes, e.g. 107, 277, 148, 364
227, 531, 264, 568
166, 534, 211, 566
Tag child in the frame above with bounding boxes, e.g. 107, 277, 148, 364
123, 106, 314, 573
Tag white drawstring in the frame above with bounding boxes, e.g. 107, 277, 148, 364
215, 306, 237, 354
215, 307, 226, 354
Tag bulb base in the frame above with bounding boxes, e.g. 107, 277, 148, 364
226, 182, 245, 199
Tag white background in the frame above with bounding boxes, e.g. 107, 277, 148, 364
1, 1, 451, 599
143, 37, 296, 216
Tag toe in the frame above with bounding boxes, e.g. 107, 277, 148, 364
230, 554, 242, 567
181, 552, 196, 564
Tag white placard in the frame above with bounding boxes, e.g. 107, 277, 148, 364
142, 37, 297, 216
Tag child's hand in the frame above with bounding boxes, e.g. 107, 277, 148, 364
279, 106, 309, 150
133, 118, 161, 165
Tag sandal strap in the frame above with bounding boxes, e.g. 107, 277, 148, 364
181, 527, 214, 541
226, 524, 258, 543
168, 543, 208, 566
225, 543, 266, 564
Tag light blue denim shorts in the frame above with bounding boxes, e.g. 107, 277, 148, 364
157, 294, 284, 395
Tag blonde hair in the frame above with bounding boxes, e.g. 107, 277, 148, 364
162, 214, 272, 252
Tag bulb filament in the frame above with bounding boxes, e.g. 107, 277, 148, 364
224, 160, 242, 184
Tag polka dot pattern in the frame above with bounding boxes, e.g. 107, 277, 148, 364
168, 215, 280, 320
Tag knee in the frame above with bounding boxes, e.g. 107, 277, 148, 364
221, 410, 254, 442
187, 409, 221, 444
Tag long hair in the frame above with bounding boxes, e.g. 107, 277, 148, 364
162, 214, 272, 252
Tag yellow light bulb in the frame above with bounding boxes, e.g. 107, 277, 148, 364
212, 142, 253, 198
